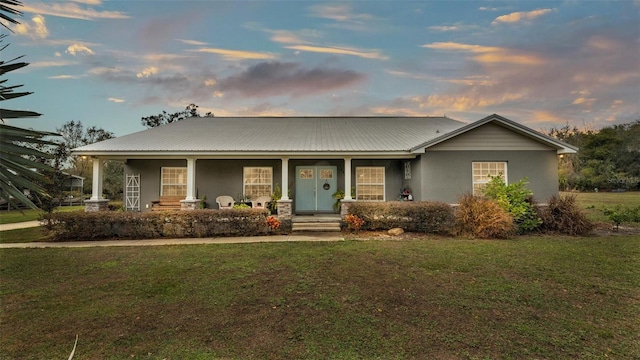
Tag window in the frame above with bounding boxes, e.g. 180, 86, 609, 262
161, 167, 187, 196
472, 162, 507, 195
356, 167, 385, 201
244, 167, 272, 199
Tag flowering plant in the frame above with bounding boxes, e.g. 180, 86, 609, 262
345, 214, 365, 233
266, 216, 280, 230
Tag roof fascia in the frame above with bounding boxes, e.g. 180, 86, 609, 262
72, 151, 419, 160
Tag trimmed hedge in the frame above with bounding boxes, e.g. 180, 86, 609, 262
347, 201, 455, 234
41, 209, 283, 241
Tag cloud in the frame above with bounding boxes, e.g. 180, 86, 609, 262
136, 66, 159, 78
428, 25, 459, 32
285, 45, 387, 60
309, 4, 372, 23
107, 97, 125, 103
267, 29, 322, 44
189, 47, 277, 60
422, 42, 545, 65
177, 39, 209, 46
492, 8, 554, 25
217, 61, 367, 98
12, 14, 49, 39
66, 43, 94, 55
29, 60, 77, 68
48, 74, 81, 79
22, 1, 130, 20
308, 3, 384, 32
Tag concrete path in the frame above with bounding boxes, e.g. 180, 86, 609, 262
0, 220, 41, 231
0, 232, 346, 249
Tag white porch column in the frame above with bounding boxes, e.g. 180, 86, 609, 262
280, 157, 290, 200
90, 157, 104, 200
185, 157, 197, 201
344, 157, 353, 200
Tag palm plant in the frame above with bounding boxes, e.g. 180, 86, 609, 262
1, 0, 58, 209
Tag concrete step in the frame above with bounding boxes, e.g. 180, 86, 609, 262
292, 222, 342, 232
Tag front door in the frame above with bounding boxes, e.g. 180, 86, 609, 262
295, 166, 337, 213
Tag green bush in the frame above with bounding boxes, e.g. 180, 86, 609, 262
598, 204, 640, 230
482, 175, 541, 233
539, 195, 593, 236
347, 201, 455, 234
40, 209, 282, 241
455, 194, 516, 239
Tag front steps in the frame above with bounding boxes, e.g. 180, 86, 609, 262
292, 215, 342, 233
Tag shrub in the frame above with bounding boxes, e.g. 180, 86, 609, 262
344, 214, 364, 233
538, 194, 593, 236
41, 209, 278, 241
482, 175, 541, 233
455, 194, 516, 239
347, 201, 455, 234
266, 215, 281, 231
598, 204, 640, 230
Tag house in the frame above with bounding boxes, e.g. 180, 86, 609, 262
72, 114, 577, 218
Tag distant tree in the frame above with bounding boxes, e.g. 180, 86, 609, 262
141, 103, 213, 128
56, 120, 117, 195
548, 120, 640, 191
0, 1, 59, 209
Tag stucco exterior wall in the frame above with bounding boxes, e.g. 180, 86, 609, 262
125, 158, 407, 212
125, 159, 282, 211
419, 150, 559, 204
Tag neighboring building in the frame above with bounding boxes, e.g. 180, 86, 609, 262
72, 114, 577, 217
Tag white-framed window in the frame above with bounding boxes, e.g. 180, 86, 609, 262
244, 167, 273, 199
161, 167, 187, 196
472, 162, 507, 195
356, 167, 385, 201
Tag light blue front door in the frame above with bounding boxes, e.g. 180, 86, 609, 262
295, 166, 337, 212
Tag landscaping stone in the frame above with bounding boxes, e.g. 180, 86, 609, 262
388, 227, 404, 236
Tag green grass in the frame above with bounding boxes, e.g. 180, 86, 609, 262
0, 206, 84, 225
563, 191, 640, 225
0, 227, 51, 244
1, 236, 639, 359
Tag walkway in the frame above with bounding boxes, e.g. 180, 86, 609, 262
0, 220, 40, 232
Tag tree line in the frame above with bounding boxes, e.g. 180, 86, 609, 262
548, 120, 640, 191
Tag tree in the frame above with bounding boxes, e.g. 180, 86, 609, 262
0, 1, 58, 209
141, 103, 213, 128
547, 120, 640, 191
56, 120, 118, 196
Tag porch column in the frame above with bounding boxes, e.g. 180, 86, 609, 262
90, 158, 104, 200
280, 157, 290, 200
185, 157, 197, 201
85, 157, 109, 212
343, 157, 353, 200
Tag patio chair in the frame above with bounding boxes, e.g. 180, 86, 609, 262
251, 195, 272, 209
216, 195, 235, 210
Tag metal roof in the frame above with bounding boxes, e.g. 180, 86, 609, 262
73, 116, 465, 154
72, 115, 578, 156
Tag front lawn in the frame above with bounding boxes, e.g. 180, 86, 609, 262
1, 236, 638, 359
0, 206, 84, 225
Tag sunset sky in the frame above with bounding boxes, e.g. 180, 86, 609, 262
4, 0, 639, 136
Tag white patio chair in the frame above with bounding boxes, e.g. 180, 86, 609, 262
251, 196, 272, 209
216, 195, 235, 210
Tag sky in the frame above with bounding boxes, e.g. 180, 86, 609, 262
3, 0, 639, 137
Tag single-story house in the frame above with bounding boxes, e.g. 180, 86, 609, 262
72, 114, 577, 217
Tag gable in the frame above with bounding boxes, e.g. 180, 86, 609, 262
426, 122, 554, 151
